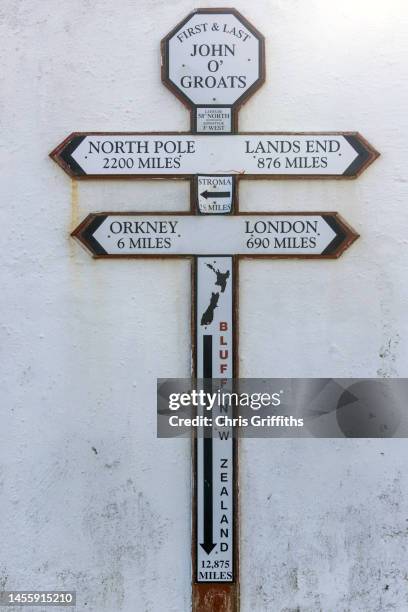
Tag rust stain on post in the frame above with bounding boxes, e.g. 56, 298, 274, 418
70, 178, 79, 231
193, 584, 239, 612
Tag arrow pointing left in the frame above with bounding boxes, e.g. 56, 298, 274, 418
201, 190, 231, 200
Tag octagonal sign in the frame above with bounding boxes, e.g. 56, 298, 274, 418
162, 9, 265, 112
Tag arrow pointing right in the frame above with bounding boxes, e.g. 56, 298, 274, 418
342, 134, 378, 177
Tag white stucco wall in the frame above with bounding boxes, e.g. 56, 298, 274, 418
1, 1, 408, 611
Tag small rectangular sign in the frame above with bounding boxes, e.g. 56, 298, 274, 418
196, 108, 232, 133
197, 175, 233, 213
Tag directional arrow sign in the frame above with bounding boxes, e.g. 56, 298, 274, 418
201, 190, 230, 199
72, 212, 358, 259
51, 132, 378, 179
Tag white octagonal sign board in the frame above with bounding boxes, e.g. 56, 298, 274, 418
162, 9, 265, 107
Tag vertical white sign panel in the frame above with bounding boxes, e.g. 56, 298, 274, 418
196, 257, 234, 582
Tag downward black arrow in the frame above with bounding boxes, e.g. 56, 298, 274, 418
201, 436, 216, 554
200, 335, 216, 555
200, 190, 230, 200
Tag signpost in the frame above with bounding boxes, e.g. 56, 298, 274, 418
51, 8, 379, 612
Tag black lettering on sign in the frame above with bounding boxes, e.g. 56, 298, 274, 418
180, 75, 247, 89
109, 220, 178, 234
245, 140, 301, 154
222, 24, 251, 41
244, 220, 318, 234
89, 140, 150, 155
191, 44, 236, 57
153, 140, 195, 154
176, 23, 209, 43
